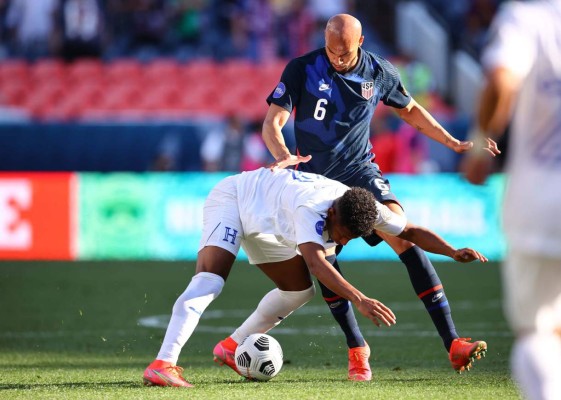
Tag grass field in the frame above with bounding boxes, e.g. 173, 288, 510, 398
0, 261, 520, 399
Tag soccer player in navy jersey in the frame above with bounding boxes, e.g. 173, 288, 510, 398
255, 14, 498, 380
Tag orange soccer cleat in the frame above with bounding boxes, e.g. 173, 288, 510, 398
348, 342, 372, 381
143, 359, 193, 387
449, 337, 487, 373
213, 336, 240, 374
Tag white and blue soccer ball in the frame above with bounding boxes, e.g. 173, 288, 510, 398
234, 333, 283, 381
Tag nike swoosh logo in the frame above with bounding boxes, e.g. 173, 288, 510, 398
319, 84, 330, 91
432, 292, 444, 302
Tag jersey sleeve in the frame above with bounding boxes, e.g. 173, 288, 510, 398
481, 2, 534, 79
377, 57, 411, 109
373, 202, 407, 236
266, 58, 304, 113
293, 205, 327, 247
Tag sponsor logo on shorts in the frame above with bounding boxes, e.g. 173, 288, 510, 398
273, 82, 286, 98
223, 226, 238, 245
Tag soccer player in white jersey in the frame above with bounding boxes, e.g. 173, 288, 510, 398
143, 167, 487, 387
462, 1, 561, 399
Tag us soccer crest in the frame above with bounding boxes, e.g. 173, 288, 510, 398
361, 81, 374, 100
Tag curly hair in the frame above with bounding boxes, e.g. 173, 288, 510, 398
337, 187, 379, 237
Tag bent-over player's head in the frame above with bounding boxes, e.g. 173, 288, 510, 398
326, 187, 378, 245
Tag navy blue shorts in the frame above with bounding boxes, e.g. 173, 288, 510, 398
338, 161, 401, 207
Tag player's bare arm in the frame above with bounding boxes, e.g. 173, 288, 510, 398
299, 242, 396, 327
394, 98, 473, 153
462, 67, 515, 185
395, 223, 488, 263
263, 104, 312, 170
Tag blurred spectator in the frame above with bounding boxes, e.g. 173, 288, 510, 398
0, 0, 9, 58
128, 0, 170, 59
394, 55, 435, 108
168, 0, 208, 59
200, 114, 270, 172
278, 0, 315, 58
57, 0, 105, 62
370, 111, 429, 174
150, 132, 182, 171
308, 0, 353, 23
308, 0, 353, 49
200, 114, 245, 172
463, 0, 498, 57
240, 120, 270, 171
206, 0, 246, 60
5, 0, 59, 60
245, 0, 277, 61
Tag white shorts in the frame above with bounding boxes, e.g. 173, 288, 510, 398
502, 251, 561, 334
198, 176, 298, 265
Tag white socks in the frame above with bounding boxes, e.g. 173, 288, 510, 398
511, 333, 561, 400
157, 272, 224, 364
231, 285, 316, 344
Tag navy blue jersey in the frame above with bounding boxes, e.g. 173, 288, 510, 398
267, 48, 411, 181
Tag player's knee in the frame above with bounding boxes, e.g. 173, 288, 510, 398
383, 234, 415, 254
173, 272, 225, 315
279, 284, 316, 308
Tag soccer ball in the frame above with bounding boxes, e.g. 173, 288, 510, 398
234, 333, 283, 381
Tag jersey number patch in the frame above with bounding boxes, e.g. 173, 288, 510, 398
313, 99, 328, 120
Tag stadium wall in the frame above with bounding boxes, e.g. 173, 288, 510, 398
0, 122, 208, 172
0, 172, 506, 262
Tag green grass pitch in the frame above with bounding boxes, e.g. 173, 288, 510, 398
0, 261, 520, 399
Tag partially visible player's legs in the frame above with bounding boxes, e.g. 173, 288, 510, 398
370, 229, 486, 371
145, 216, 239, 386
316, 253, 371, 381
511, 333, 561, 400
144, 250, 232, 387
320, 254, 366, 348
371, 225, 487, 371
145, 176, 242, 387
504, 252, 561, 400
214, 256, 315, 374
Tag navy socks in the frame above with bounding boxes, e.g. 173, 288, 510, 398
317, 254, 366, 349
399, 246, 458, 351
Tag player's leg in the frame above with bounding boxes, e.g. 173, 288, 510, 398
145, 177, 241, 387
315, 249, 371, 381
358, 167, 485, 371
504, 252, 561, 399
213, 255, 315, 374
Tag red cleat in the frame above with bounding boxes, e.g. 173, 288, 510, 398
213, 337, 241, 375
348, 342, 372, 381
143, 359, 193, 387
449, 338, 487, 373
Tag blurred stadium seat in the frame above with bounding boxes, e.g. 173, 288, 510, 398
0, 58, 280, 120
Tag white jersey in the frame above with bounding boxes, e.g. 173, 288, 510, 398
482, 0, 561, 257
235, 168, 406, 253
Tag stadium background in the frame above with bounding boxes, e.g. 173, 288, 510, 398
0, 0, 507, 262
0, 2, 516, 399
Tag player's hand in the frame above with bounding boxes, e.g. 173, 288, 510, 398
481, 137, 500, 156
355, 297, 396, 327
450, 140, 474, 153
460, 155, 494, 185
452, 138, 500, 156
466, 137, 500, 157
267, 153, 312, 170
452, 248, 488, 263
